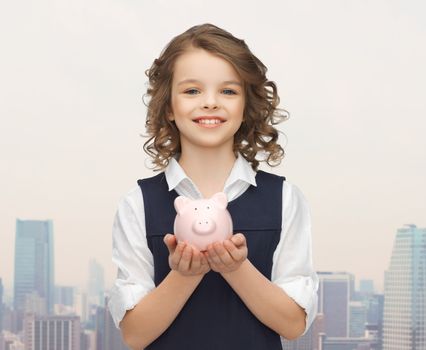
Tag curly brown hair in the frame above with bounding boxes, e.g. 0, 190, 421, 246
141, 23, 289, 172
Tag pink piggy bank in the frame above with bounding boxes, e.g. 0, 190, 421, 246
173, 192, 233, 252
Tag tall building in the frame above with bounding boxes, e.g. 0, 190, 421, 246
55, 286, 75, 307
74, 289, 89, 324
383, 224, 426, 350
102, 296, 129, 350
14, 219, 54, 319
87, 260, 105, 307
359, 279, 375, 295
364, 294, 384, 350
23, 314, 80, 350
349, 301, 367, 337
318, 271, 354, 337
321, 336, 376, 349
80, 329, 96, 350
91, 296, 130, 350
0, 304, 20, 334
0, 278, 4, 333
23, 291, 47, 315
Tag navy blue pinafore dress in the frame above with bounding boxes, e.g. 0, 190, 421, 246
137, 170, 285, 350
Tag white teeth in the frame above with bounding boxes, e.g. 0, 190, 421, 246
198, 119, 221, 124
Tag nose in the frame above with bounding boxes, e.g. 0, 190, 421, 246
202, 92, 219, 110
192, 217, 216, 235
203, 104, 218, 110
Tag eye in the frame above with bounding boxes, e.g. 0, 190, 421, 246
184, 88, 200, 95
194, 207, 198, 211
206, 206, 210, 210
222, 89, 237, 95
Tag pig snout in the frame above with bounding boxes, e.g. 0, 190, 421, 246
191, 217, 217, 235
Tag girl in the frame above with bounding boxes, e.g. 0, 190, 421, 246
108, 23, 319, 350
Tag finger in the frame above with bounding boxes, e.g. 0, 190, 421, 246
213, 242, 234, 265
164, 234, 177, 254
191, 248, 201, 271
170, 241, 185, 267
207, 244, 226, 266
223, 239, 242, 261
200, 251, 210, 266
200, 253, 208, 266
199, 253, 210, 273
178, 244, 192, 272
202, 258, 211, 273
231, 233, 246, 247
204, 251, 213, 266
163, 234, 171, 253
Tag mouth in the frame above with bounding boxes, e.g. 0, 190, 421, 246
192, 116, 226, 125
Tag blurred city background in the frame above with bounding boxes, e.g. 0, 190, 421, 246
1, 221, 425, 349
1, 0, 425, 349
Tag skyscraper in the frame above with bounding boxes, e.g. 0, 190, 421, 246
55, 286, 75, 307
23, 314, 80, 350
359, 279, 375, 295
349, 300, 367, 337
14, 219, 55, 318
317, 271, 355, 337
0, 277, 4, 333
383, 224, 426, 350
87, 259, 105, 307
102, 296, 130, 350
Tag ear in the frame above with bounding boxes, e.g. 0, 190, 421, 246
174, 196, 190, 215
167, 112, 175, 122
211, 192, 228, 209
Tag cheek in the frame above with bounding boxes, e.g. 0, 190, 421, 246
232, 96, 245, 113
176, 99, 197, 117
232, 101, 245, 121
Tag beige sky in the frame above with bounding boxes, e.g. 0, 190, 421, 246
1, 0, 425, 296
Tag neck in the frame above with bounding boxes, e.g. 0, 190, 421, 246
178, 145, 237, 198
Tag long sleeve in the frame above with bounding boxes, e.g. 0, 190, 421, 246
107, 186, 156, 329
271, 181, 319, 336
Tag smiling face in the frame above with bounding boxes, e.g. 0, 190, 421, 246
168, 47, 245, 153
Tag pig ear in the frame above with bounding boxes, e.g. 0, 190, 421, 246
174, 196, 190, 215
211, 192, 228, 209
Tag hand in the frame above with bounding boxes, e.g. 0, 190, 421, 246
204, 233, 248, 274
163, 234, 211, 277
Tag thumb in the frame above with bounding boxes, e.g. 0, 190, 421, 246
163, 234, 177, 253
232, 233, 245, 247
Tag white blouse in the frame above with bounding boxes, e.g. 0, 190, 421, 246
107, 153, 319, 337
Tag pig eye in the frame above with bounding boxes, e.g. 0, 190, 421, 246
194, 207, 198, 211
206, 206, 210, 210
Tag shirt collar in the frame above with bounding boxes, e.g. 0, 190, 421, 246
164, 153, 257, 192
164, 153, 188, 192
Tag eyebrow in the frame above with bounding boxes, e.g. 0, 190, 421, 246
177, 79, 242, 87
